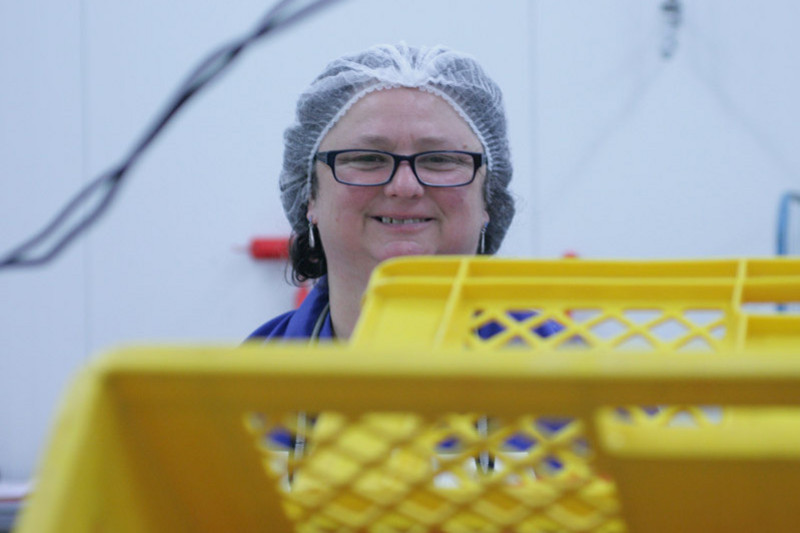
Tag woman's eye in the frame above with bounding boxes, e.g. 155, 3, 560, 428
419, 153, 468, 169
339, 153, 390, 167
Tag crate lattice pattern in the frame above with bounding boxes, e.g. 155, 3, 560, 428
469, 306, 728, 352
244, 407, 726, 532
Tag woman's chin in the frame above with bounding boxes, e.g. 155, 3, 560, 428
375, 242, 432, 262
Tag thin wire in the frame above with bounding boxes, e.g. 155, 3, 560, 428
661, 0, 682, 59
777, 192, 800, 256
0, 0, 343, 270
776, 191, 800, 312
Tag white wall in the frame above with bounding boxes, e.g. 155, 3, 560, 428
536, 1, 800, 258
1, 0, 798, 481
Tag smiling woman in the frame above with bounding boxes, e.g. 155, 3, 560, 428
247, 43, 514, 341
310, 87, 490, 335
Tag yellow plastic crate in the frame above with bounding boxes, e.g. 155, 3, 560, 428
15, 257, 800, 533
352, 256, 800, 351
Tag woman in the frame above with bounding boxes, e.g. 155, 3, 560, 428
249, 43, 514, 341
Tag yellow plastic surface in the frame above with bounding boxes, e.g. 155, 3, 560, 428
15, 257, 800, 533
352, 256, 800, 351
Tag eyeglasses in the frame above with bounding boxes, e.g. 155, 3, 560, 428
315, 149, 485, 187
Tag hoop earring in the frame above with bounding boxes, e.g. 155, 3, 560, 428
479, 223, 487, 255
308, 220, 316, 249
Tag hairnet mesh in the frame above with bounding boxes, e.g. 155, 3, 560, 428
280, 43, 514, 254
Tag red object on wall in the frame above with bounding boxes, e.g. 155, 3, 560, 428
249, 237, 290, 260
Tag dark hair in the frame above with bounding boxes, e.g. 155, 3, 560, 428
289, 221, 326, 284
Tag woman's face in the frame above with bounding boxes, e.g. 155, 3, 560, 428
308, 87, 489, 281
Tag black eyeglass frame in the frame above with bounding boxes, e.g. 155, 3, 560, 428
314, 149, 486, 188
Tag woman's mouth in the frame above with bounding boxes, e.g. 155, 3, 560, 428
375, 216, 431, 225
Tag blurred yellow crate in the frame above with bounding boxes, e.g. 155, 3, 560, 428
16, 257, 800, 533
352, 256, 800, 351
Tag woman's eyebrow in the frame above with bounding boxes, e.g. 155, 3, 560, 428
351, 135, 468, 150
414, 136, 453, 149
351, 134, 394, 149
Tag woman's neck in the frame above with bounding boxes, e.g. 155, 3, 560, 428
325, 266, 371, 340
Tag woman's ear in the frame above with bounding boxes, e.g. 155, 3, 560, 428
306, 198, 317, 222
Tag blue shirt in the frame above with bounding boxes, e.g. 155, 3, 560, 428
247, 276, 335, 341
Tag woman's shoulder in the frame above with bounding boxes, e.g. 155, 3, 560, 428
245, 277, 331, 341
246, 311, 296, 340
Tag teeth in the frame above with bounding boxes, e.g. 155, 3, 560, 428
379, 217, 427, 225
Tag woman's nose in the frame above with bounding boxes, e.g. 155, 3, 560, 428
384, 161, 424, 197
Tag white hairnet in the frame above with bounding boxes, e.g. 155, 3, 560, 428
280, 43, 514, 255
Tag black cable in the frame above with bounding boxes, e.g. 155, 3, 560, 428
0, 0, 343, 270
